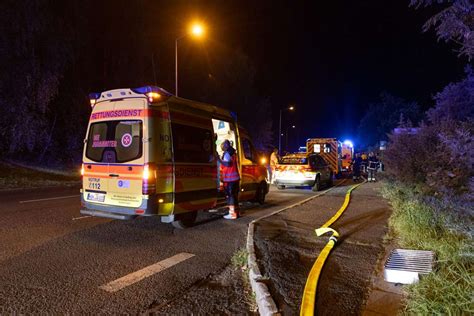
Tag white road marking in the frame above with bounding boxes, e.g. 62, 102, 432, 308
99, 253, 195, 293
72, 215, 92, 220
19, 195, 78, 204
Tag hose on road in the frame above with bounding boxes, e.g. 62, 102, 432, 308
300, 181, 365, 316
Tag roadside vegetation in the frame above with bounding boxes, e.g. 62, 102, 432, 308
356, 2, 473, 313
380, 69, 473, 314
230, 248, 258, 311
0, 161, 80, 190
382, 183, 472, 314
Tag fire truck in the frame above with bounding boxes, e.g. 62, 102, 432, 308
306, 138, 353, 176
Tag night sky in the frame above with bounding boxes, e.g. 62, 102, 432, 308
162, 0, 467, 148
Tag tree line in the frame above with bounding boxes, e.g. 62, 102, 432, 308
0, 0, 273, 167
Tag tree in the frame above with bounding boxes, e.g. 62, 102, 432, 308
357, 92, 421, 148
385, 67, 474, 195
0, 1, 72, 158
410, 0, 474, 59
427, 66, 474, 125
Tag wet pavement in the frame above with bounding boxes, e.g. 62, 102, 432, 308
253, 182, 393, 315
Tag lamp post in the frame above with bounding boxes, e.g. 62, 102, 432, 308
175, 22, 205, 96
278, 105, 295, 154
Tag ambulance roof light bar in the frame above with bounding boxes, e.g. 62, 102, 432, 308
88, 86, 173, 107
132, 86, 173, 103
89, 93, 101, 107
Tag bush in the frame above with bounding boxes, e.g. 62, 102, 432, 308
384, 122, 473, 196
384, 68, 474, 196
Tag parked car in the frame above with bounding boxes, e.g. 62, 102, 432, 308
274, 153, 333, 191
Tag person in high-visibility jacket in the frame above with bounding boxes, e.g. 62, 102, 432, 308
217, 139, 241, 219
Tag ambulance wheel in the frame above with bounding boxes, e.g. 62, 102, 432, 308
312, 176, 321, 192
255, 182, 267, 205
172, 211, 197, 229
277, 185, 286, 190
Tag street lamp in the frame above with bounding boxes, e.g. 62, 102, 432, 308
175, 22, 205, 96
279, 105, 295, 154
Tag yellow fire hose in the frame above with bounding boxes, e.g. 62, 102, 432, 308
300, 181, 365, 316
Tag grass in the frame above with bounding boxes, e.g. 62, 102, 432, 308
0, 161, 80, 190
231, 248, 258, 309
382, 183, 473, 315
231, 248, 249, 269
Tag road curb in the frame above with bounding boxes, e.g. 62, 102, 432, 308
246, 183, 346, 315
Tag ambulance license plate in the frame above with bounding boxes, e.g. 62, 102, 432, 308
87, 192, 105, 202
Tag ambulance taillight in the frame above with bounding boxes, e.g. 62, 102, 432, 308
142, 163, 157, 195
80, 164, 85, 177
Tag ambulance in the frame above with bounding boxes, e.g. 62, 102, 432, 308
80, 86, 269, 228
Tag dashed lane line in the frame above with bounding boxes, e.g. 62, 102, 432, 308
72, 215, 92, 220
99, 253, 195, 293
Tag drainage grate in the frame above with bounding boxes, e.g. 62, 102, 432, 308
384, 249, 435, 284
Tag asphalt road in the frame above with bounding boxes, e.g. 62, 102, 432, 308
0, 184, 322, 313
254, 182, 392, 315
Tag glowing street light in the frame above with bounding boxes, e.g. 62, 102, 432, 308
191, 23, 204, 37
279, 105, 295, 154
175, 22, 206, 96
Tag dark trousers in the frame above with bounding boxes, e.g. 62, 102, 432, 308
224, 181, 239, 206
368, 168, 376, 180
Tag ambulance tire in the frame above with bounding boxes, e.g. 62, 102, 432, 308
312, 176, 321, 192
254, 182, 267, 205
172, 211, 197, 229
277, 185, 286, 190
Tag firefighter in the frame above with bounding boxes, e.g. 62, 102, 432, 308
216, 139, 241, 220
361, 152, 368, 173
367, 152, 379, 182
352, 153, 362, 181
270, 148, 280, 184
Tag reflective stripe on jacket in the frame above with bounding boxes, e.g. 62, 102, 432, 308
221, 153, 240, 182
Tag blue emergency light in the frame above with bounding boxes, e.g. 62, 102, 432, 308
343, 140, 354, 148
89, 92, 101, 106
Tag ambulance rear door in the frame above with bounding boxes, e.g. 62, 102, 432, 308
83, 98, 146, 208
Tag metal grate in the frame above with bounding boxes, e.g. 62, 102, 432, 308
384, 249, 435, 284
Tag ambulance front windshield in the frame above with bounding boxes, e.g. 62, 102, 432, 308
86, 120, 142, 163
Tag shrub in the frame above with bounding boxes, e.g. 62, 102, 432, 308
384, 68, 474, 196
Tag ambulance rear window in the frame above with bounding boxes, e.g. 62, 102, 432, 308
86, 120, 142, 163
